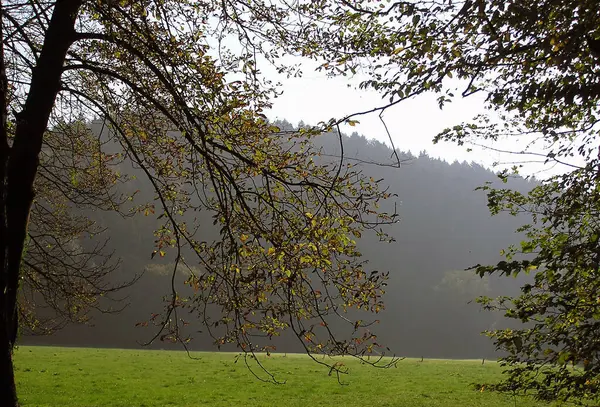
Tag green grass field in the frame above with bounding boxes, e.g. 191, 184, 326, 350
14, 346, 550, 407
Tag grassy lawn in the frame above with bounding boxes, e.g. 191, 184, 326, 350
14, 346, 549, 407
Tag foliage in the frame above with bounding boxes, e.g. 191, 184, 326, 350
270, 0, 600, 404
21, 129, 527, 360
2, 2, 400, 404
21, 120, 133, 334
14, 346, 553, 407
472, 170, 600, 404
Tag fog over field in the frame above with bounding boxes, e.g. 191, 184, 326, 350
24, 120, 533, 360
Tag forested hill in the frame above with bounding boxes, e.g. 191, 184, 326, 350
24, 121, 533, 359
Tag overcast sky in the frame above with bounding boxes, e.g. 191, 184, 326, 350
268, 68, 489, 162
263, 60, 578, 179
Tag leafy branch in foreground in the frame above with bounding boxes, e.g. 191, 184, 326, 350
271, 0, 600, 403
1, 1, 402, 405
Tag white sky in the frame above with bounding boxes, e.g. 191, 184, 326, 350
268, 70, 492, 164
208, 30, 583, 179
211, 46, 499, 169
263, 60, 581, 179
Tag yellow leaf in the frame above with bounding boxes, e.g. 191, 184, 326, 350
392, 47, 403, 55
300, 255, 312, 264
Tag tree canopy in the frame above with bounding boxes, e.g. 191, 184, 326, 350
0, 1, 400, 406
289, 0, 600, 404
6, 0, 599, 405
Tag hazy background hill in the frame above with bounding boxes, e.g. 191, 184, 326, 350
24, 121, 533, 359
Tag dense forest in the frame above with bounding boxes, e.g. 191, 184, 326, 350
23, 120, 533, 360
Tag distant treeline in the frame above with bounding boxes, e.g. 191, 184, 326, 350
24, 121, 533, 359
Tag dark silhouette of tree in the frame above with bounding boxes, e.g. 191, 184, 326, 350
0, 2, 399, 406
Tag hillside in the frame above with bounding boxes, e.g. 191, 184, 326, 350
24, 121, 534, 359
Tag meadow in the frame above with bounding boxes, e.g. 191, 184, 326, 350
15, 346, 551, 407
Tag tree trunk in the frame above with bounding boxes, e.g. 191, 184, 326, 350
0, 1, 82, 406
0, 329, 18, 407
0, 3, 14, 406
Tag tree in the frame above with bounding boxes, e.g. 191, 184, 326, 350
286, 0, 600, 403
1, 1, 399, 406
434, 270, 490, 300
21, 119, 134, 336
1, 115, 136, 403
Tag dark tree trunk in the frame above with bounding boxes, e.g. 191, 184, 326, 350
0, 1, 82, 406
0, 329, 18, 407
0, 3, 14, 405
